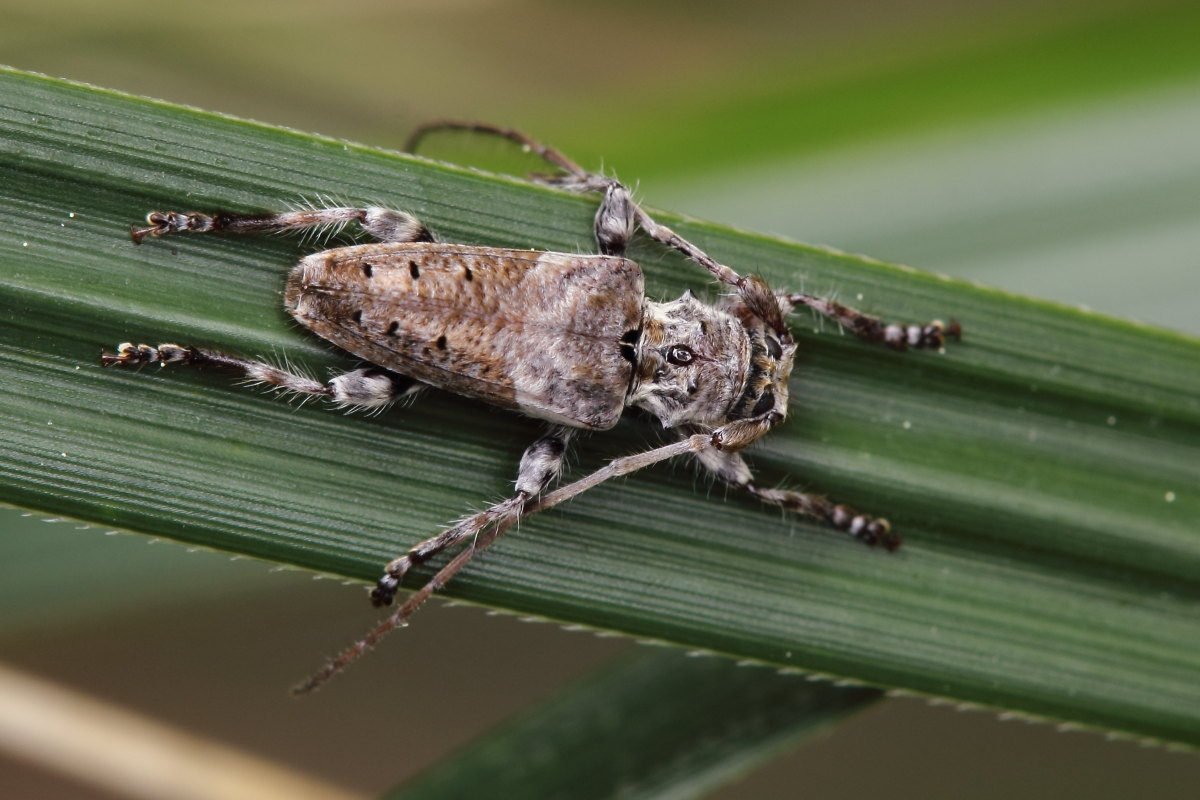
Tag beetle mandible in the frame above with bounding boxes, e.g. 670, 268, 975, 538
104, 122, 960, 691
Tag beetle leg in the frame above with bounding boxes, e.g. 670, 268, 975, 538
693, 446, 900, 551
294, 427, 573, 694
403, 121, 791, 336
101, 342, 419, 409
131, 206, 433, 245
370, 427, 573, 606
782, 292, 961, 351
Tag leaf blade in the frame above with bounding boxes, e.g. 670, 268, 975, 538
1, 68, 1198, 746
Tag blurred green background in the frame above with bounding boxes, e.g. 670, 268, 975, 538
2, 0, 1199, 797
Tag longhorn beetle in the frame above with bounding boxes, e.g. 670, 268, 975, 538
103, 122, 960, 692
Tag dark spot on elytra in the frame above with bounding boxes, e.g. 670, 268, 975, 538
463, 266, 473, 281
351, 309, 363, 324
387, 321, 399, 335
361, 262, 373, 278
409, 261, 420, 279
436, 335, 447, 350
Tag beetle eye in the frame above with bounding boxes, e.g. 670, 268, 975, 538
665, 345, 694, 366
765, 335, 782, 360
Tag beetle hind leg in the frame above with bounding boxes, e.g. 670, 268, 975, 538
101, 342, 419, 409
131, 206, 434, 245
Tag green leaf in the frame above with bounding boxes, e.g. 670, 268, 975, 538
390, 649, 880, 800
1, 67, 1198, 748
529, 3, 1200, 183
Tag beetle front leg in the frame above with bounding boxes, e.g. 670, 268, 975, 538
694, 447, 900, 550
783, 292, 961, 351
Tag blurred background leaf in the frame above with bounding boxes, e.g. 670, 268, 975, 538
388, 650, 882, 800
2, 1, 1200, 797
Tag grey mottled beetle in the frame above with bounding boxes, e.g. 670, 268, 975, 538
104, 123, 959, 691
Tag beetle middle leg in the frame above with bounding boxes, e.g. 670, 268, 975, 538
297, 426, 709, 693
406, 121, 961, 352
371, 426, 574, 606
294, 426, 573, 694
406, 122, 785, 329
295, 413, 874, 692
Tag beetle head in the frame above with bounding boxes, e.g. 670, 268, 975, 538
630, 286, 794, 442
